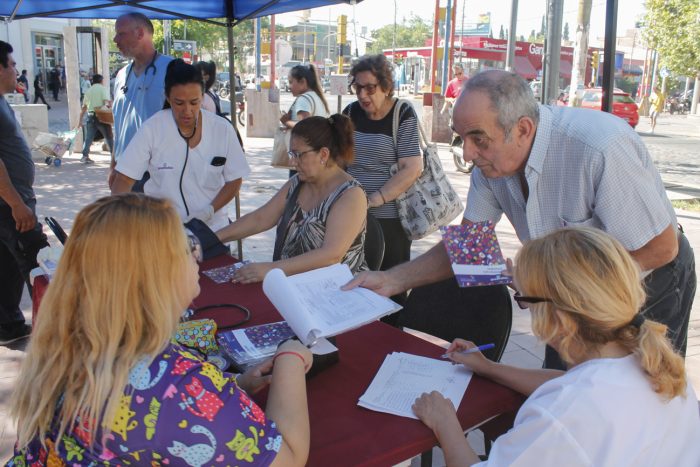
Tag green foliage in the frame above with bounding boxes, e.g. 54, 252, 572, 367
498, 24, 505, 40
643, 0, 700, 77
367, 14, 431, 54
148, 18, 271, 72
563, 22, 570, 41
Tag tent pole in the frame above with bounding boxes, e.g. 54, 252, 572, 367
226, 16, 243, 260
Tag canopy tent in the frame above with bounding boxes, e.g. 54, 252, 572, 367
0, 0, 361, 259
0, 1, 360, 25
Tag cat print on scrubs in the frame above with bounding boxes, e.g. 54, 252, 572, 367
199, 362, 227, 391
111, 395, 138, 441
167, 425, 216, 467
180, 376, 224, 421
129, 357, 168, 390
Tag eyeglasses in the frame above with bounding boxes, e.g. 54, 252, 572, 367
187, 234, 203, 263
351, 82, 379, 95
513, 291, 552, 310
288, 149, 317, 160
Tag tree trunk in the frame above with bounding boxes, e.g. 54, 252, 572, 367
568, 0, 592, 107
692, 74, 700, 115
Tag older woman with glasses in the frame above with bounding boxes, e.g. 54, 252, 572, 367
411, 227, 700, 466
216, 114, 368, 284
8, 194, 313, 466
342, 54, 422, 307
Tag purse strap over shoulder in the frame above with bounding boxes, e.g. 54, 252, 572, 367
391, 98, 429, 153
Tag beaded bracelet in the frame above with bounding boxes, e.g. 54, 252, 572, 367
273, 351, 307, 368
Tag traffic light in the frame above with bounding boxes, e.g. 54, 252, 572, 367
591, 51, 599, 71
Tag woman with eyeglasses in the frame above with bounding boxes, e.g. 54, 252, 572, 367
342, 54, 422, 307
111, 59, 250, 231
8, 194, 313, 466
216, 114, 368, 284
412, 227, 700, 466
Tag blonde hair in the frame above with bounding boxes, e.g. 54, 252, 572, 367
11, 194, 190, 449
515, 227, 686, 399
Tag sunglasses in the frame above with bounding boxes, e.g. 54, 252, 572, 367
351, 82, 379, 95
513, 291, 552, 310
187, 234, 203, 263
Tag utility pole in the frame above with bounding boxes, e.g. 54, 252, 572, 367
441, 0, 453, 89
505, 0, 519, 71
392, 0, 397, 62
543, 0, 563, 104
600, 0, 618, 113
163, 20, 171, 55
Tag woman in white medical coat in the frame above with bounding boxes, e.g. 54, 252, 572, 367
112, 59, 249, 231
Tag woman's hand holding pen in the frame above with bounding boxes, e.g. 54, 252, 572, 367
443, 338, 493, 375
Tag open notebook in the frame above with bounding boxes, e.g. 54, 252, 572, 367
262, 264, 402, 346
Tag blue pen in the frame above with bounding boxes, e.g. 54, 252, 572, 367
441, 343, 495, 359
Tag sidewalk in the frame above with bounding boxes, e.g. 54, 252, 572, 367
1, 107, 699, 463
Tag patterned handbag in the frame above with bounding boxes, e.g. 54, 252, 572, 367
390, 99, 464, 240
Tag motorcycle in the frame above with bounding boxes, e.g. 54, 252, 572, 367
235, 93, 245, 127
218, 80, 230, 100
451, 135, 474, 174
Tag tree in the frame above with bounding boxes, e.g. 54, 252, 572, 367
368, 14, 431, 54
151, 18, 270, 73
568, 0, 592, 107
528, 29, 537, 42
644, 0, 700, 113
540, 15, 546, 37
563, 22, 570, 41
499, 24, 505, 40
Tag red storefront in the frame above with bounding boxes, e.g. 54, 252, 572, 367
387, 36, 595, 87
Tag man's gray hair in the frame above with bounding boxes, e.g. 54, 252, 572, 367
119, 12, 154, 35
463, 70, 539, 138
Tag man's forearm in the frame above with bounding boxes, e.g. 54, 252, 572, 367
630, 224, 679, 271
0, 160, 24, 208
390, 241, 454, 292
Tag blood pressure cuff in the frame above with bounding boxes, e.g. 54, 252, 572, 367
184, 218, 229, 260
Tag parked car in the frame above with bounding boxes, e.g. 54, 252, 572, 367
529, 80, 541, 99
580, 88, 639, 128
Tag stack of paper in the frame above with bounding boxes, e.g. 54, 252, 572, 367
358, 352, 473, 419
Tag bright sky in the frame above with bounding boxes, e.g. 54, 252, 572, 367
275, 0, 645, 42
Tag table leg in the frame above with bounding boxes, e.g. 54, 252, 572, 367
420, 449, 433, 467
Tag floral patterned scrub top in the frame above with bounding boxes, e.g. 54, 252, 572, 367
8, 343, 281, 466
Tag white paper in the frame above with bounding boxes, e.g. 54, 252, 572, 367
262, 264, 401, 346
358, 352, 472, 419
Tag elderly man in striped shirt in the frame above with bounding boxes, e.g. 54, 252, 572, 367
346, 69, 695, 370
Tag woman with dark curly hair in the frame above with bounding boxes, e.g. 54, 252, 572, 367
343, 54, 422, 305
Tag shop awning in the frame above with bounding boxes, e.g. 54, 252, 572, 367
514, 55, 538, 80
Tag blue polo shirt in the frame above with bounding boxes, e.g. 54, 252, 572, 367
112, 53, 173, 160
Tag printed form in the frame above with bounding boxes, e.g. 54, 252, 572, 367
359, 352, 473, 419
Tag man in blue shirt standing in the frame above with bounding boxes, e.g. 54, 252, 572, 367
0, 41, 48, 344
109, 12, 172, 188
